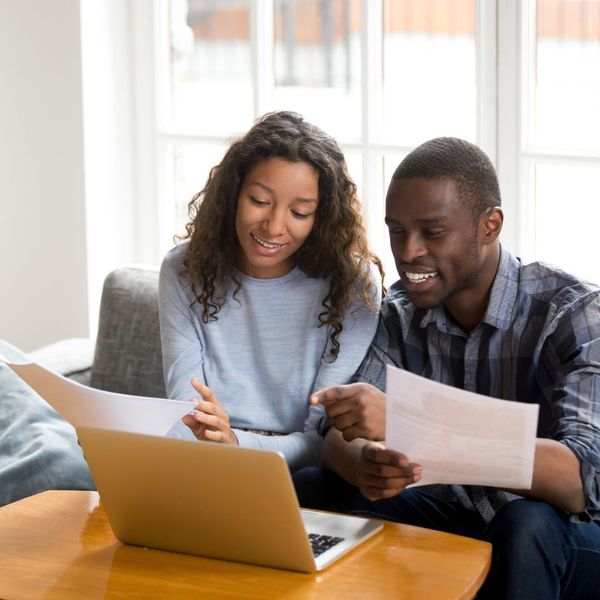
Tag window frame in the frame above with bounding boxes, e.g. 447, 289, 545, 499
130, 0, 600, 283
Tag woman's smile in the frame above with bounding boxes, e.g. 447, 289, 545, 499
235, 157, 319, 279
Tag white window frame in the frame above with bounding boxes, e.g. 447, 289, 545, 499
128, 0, 599, 283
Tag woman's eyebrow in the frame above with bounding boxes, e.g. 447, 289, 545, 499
248, 181, 317, 204
247, 181, 274, 194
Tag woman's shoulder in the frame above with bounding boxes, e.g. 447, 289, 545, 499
368, 259, 383, 288
159, 241, 190, 289
160, 241, 189, 271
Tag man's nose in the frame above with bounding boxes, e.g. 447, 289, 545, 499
396, 233, 426, 263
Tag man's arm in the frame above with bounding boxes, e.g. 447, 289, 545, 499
322, 429, 422, 500
511, 439, 586, 514
315, 384, 587, 512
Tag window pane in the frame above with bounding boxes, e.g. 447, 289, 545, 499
169, 141, 228, 239
531, 0, 600, 151
533, 163, 600, 284
381, 0, 477, 145
273, 0, 362, 140
167, 0, 253, 133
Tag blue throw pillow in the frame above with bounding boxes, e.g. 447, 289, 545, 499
0, 339, 95, 506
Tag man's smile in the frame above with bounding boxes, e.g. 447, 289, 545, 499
403, 271, 439, 283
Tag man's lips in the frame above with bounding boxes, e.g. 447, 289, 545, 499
402, 270, 439, 284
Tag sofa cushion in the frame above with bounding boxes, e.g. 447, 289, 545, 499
0, 340, 95, 506
90, 267, 166, 398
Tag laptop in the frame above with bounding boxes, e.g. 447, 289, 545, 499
76, 426, 383, 572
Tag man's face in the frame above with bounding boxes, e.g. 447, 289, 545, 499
385, 177, 490, 316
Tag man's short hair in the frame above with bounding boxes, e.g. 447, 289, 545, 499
392, 137, 501, 218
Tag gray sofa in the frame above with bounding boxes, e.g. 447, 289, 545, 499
0, 267, 165, 506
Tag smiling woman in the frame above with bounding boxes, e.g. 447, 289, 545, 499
235, 158, 319, 279
157, 111, 383, 471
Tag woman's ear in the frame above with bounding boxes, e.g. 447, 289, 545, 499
481, 206, 503, 244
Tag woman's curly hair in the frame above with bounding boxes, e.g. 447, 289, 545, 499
179, 110, 383, 360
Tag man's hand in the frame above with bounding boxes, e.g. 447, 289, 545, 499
182, 378, 239, 445
355, 441, 422, 500
311, 382, 386, 441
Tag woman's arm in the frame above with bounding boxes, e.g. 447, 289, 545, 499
158, 246, 206, 402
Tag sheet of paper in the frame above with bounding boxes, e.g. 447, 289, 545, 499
385, 365, 539, 490
0, 354, 194, 436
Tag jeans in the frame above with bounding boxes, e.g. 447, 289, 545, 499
293, 467, 600, 599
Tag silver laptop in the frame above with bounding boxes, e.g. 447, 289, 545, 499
76, 426, 383, 572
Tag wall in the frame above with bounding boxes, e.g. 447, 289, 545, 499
0, 0, 140, 352
0, 0, 89, 351
80, 0, 138, 338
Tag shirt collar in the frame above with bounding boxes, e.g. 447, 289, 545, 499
481, 245, 520, 331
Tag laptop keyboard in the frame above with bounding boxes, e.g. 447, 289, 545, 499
308, 533, 345, 557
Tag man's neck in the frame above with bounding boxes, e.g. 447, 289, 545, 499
445, 244, 501, 333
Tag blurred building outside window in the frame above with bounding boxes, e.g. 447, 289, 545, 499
142, 0, 600, 286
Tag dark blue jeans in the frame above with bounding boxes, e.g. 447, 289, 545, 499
293, 467, 600, 599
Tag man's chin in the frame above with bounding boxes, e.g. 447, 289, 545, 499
406, 291, 443, 310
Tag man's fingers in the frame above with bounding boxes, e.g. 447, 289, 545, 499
310, 384, 358, 407
331, 412, 358, 435
310, 383, 375, 414
358, 466, 423, 500
360, 486, 405, 501
362, 443, 411, 468
359, 464, 421, 485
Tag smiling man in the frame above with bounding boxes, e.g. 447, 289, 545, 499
294, 137, 600, 599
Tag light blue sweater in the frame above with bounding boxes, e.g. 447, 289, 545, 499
158, 242, 381, 471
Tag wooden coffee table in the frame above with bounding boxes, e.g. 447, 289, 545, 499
0, 490, 491, 599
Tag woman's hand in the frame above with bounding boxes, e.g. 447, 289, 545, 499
182, 378, 239, 445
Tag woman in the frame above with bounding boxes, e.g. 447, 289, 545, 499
159, 111, 382, 471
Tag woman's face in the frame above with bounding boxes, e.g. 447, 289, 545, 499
235, 157, 319, 279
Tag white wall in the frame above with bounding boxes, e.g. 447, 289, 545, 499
0, 0, 89, 351
0, 1, 141, 352
80, 0, 138, 338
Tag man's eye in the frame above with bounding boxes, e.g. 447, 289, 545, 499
388, 228, 405, 236
425, 229, 443, 237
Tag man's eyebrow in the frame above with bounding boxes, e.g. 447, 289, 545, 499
248, 181, 318, 204
416, 215, 450, 224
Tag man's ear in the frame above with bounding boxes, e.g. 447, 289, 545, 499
480, 207, 503, 244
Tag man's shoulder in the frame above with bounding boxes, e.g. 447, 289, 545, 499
517, 259, 600, 312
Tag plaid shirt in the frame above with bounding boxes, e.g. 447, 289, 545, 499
355, 246, 600, 523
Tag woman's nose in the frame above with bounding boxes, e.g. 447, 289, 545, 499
264, 209, 286, 237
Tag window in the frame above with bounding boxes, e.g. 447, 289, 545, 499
516, 0, 600, 282
134, 0, 600, 286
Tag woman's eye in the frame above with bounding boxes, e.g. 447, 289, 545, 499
250, 197, 268, 206
292, 211, 311, 220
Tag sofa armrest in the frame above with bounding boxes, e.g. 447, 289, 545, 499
90, 267, 166, 398
29, 337, 95, 379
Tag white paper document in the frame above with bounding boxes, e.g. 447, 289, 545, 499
385, 365, 539, 490
0, 355, 194, 436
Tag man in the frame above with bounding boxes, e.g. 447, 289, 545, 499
294, 137, 600, 598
